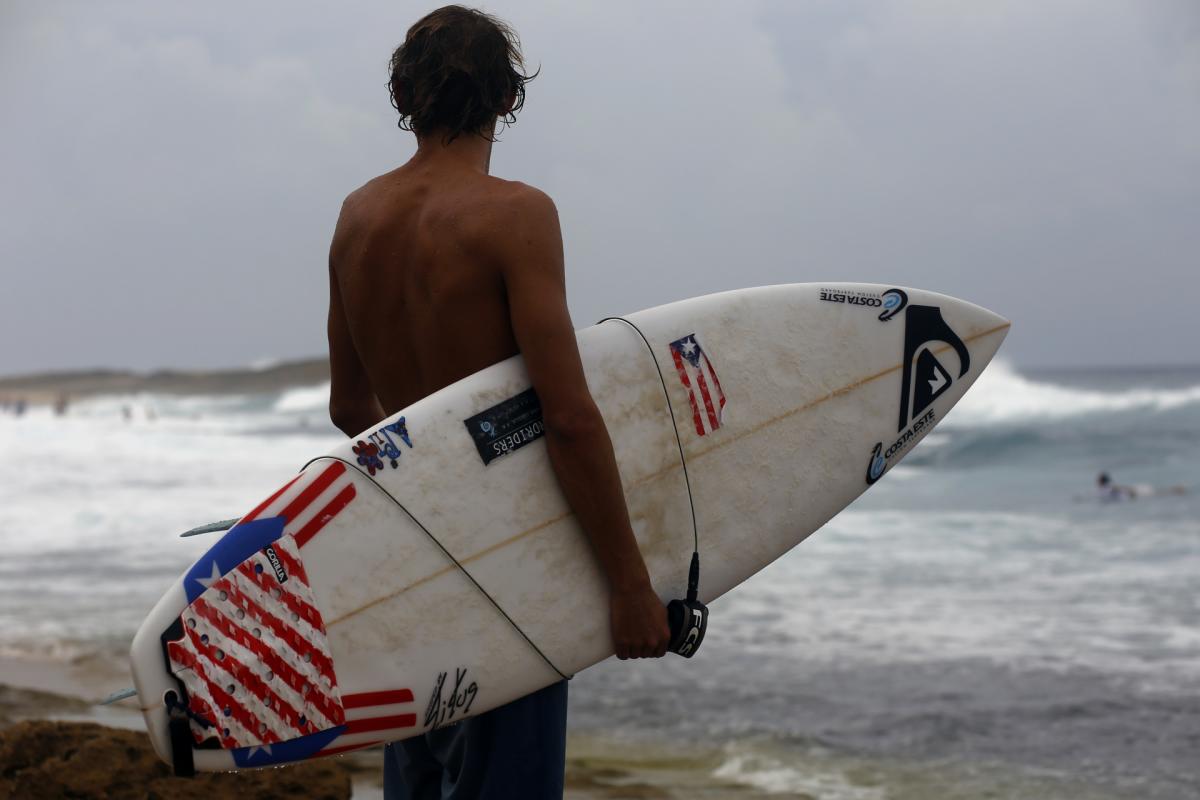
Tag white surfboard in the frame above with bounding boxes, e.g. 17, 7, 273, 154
130, 283, 1008, 771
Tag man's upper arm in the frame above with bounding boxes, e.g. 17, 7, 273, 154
496, 187, 596, 424
327, 204, 381, 433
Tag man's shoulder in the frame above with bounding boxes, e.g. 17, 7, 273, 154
454, 179, 559, 261
340, 171, 397, 216
332, 169, 417, 249
473, 178, 558, 221
333, 177, 384, 242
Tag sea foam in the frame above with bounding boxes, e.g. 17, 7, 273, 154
949, 361, 1200, 425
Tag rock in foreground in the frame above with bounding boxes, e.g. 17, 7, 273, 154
0, 720, 351, 800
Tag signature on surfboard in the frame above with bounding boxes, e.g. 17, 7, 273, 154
424, 668, 479, 730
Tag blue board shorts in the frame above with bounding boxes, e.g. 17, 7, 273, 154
383, 680, 568, 799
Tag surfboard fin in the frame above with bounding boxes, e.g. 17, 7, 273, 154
178, 518, 239, 538
99, 687, 137, 705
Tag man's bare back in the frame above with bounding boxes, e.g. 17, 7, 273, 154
330, 159, 532, 415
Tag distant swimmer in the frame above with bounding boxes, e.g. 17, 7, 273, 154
1096, 472, 1134, 501
1096, 472, 1187, 502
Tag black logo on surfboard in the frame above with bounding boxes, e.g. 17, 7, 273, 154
877, 288, 908, 322
818, 286, 908, 322
865, 409, 936, 485
897, 305, 969, 432
263, 545, 288, 584
464, 389, 545, 466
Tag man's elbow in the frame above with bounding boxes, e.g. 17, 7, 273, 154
329, 398, 363, 438
543, 404, 605, 444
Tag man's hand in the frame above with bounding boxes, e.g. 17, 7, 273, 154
610, 582, 671, 660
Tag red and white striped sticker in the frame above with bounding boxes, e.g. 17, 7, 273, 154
316, 688, 419, 757
167, 463, 356, 749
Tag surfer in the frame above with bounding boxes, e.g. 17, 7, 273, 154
1095, 472, 1187, 501
325, 6, 670, 798
1096, 472, 1135, 502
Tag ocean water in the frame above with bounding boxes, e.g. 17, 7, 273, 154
1, 362, 1198, 798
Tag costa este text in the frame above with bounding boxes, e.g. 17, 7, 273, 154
819, 290, 883, 307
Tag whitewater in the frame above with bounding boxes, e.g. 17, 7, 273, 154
1, 361, 1198, 798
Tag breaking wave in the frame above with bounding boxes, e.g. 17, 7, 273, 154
948, 361, 1200, 426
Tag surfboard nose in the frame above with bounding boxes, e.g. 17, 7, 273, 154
951, 298, 1011, 368
961, 298, 1010, 335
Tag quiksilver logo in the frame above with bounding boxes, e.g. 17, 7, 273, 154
897, 306, 969, 432
264, 545, 288, 584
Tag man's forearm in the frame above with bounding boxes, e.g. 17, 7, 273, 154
543, 415, 652, 592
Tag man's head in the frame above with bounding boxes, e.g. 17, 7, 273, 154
389, 5, 534, 143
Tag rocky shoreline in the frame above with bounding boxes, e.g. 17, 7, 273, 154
0, 720, 354, 799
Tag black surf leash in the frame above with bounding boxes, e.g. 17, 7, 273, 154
599, 316, 708, 658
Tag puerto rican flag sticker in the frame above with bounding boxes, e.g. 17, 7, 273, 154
668, 334, 726, 437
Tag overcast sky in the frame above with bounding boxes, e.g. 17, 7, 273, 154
1, 0, 1197, 375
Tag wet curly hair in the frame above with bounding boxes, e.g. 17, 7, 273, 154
388, 6, 535, 142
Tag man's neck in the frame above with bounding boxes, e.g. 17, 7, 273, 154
412, 128, 495, 175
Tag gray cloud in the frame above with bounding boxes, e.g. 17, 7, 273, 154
1, 0, 1197, 374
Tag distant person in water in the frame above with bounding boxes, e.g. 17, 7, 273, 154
1096, 472, 1135, 502
1096, 472, 1187, 502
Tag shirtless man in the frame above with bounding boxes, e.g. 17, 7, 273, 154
325, 6, 670, 798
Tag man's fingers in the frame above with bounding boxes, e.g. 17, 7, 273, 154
617, 637, 671, 659
611, 597, 674, 660
622, 642, 647, 659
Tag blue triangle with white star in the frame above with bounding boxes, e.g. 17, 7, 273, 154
232, 725, 346, 768
182, 515, 285, 603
